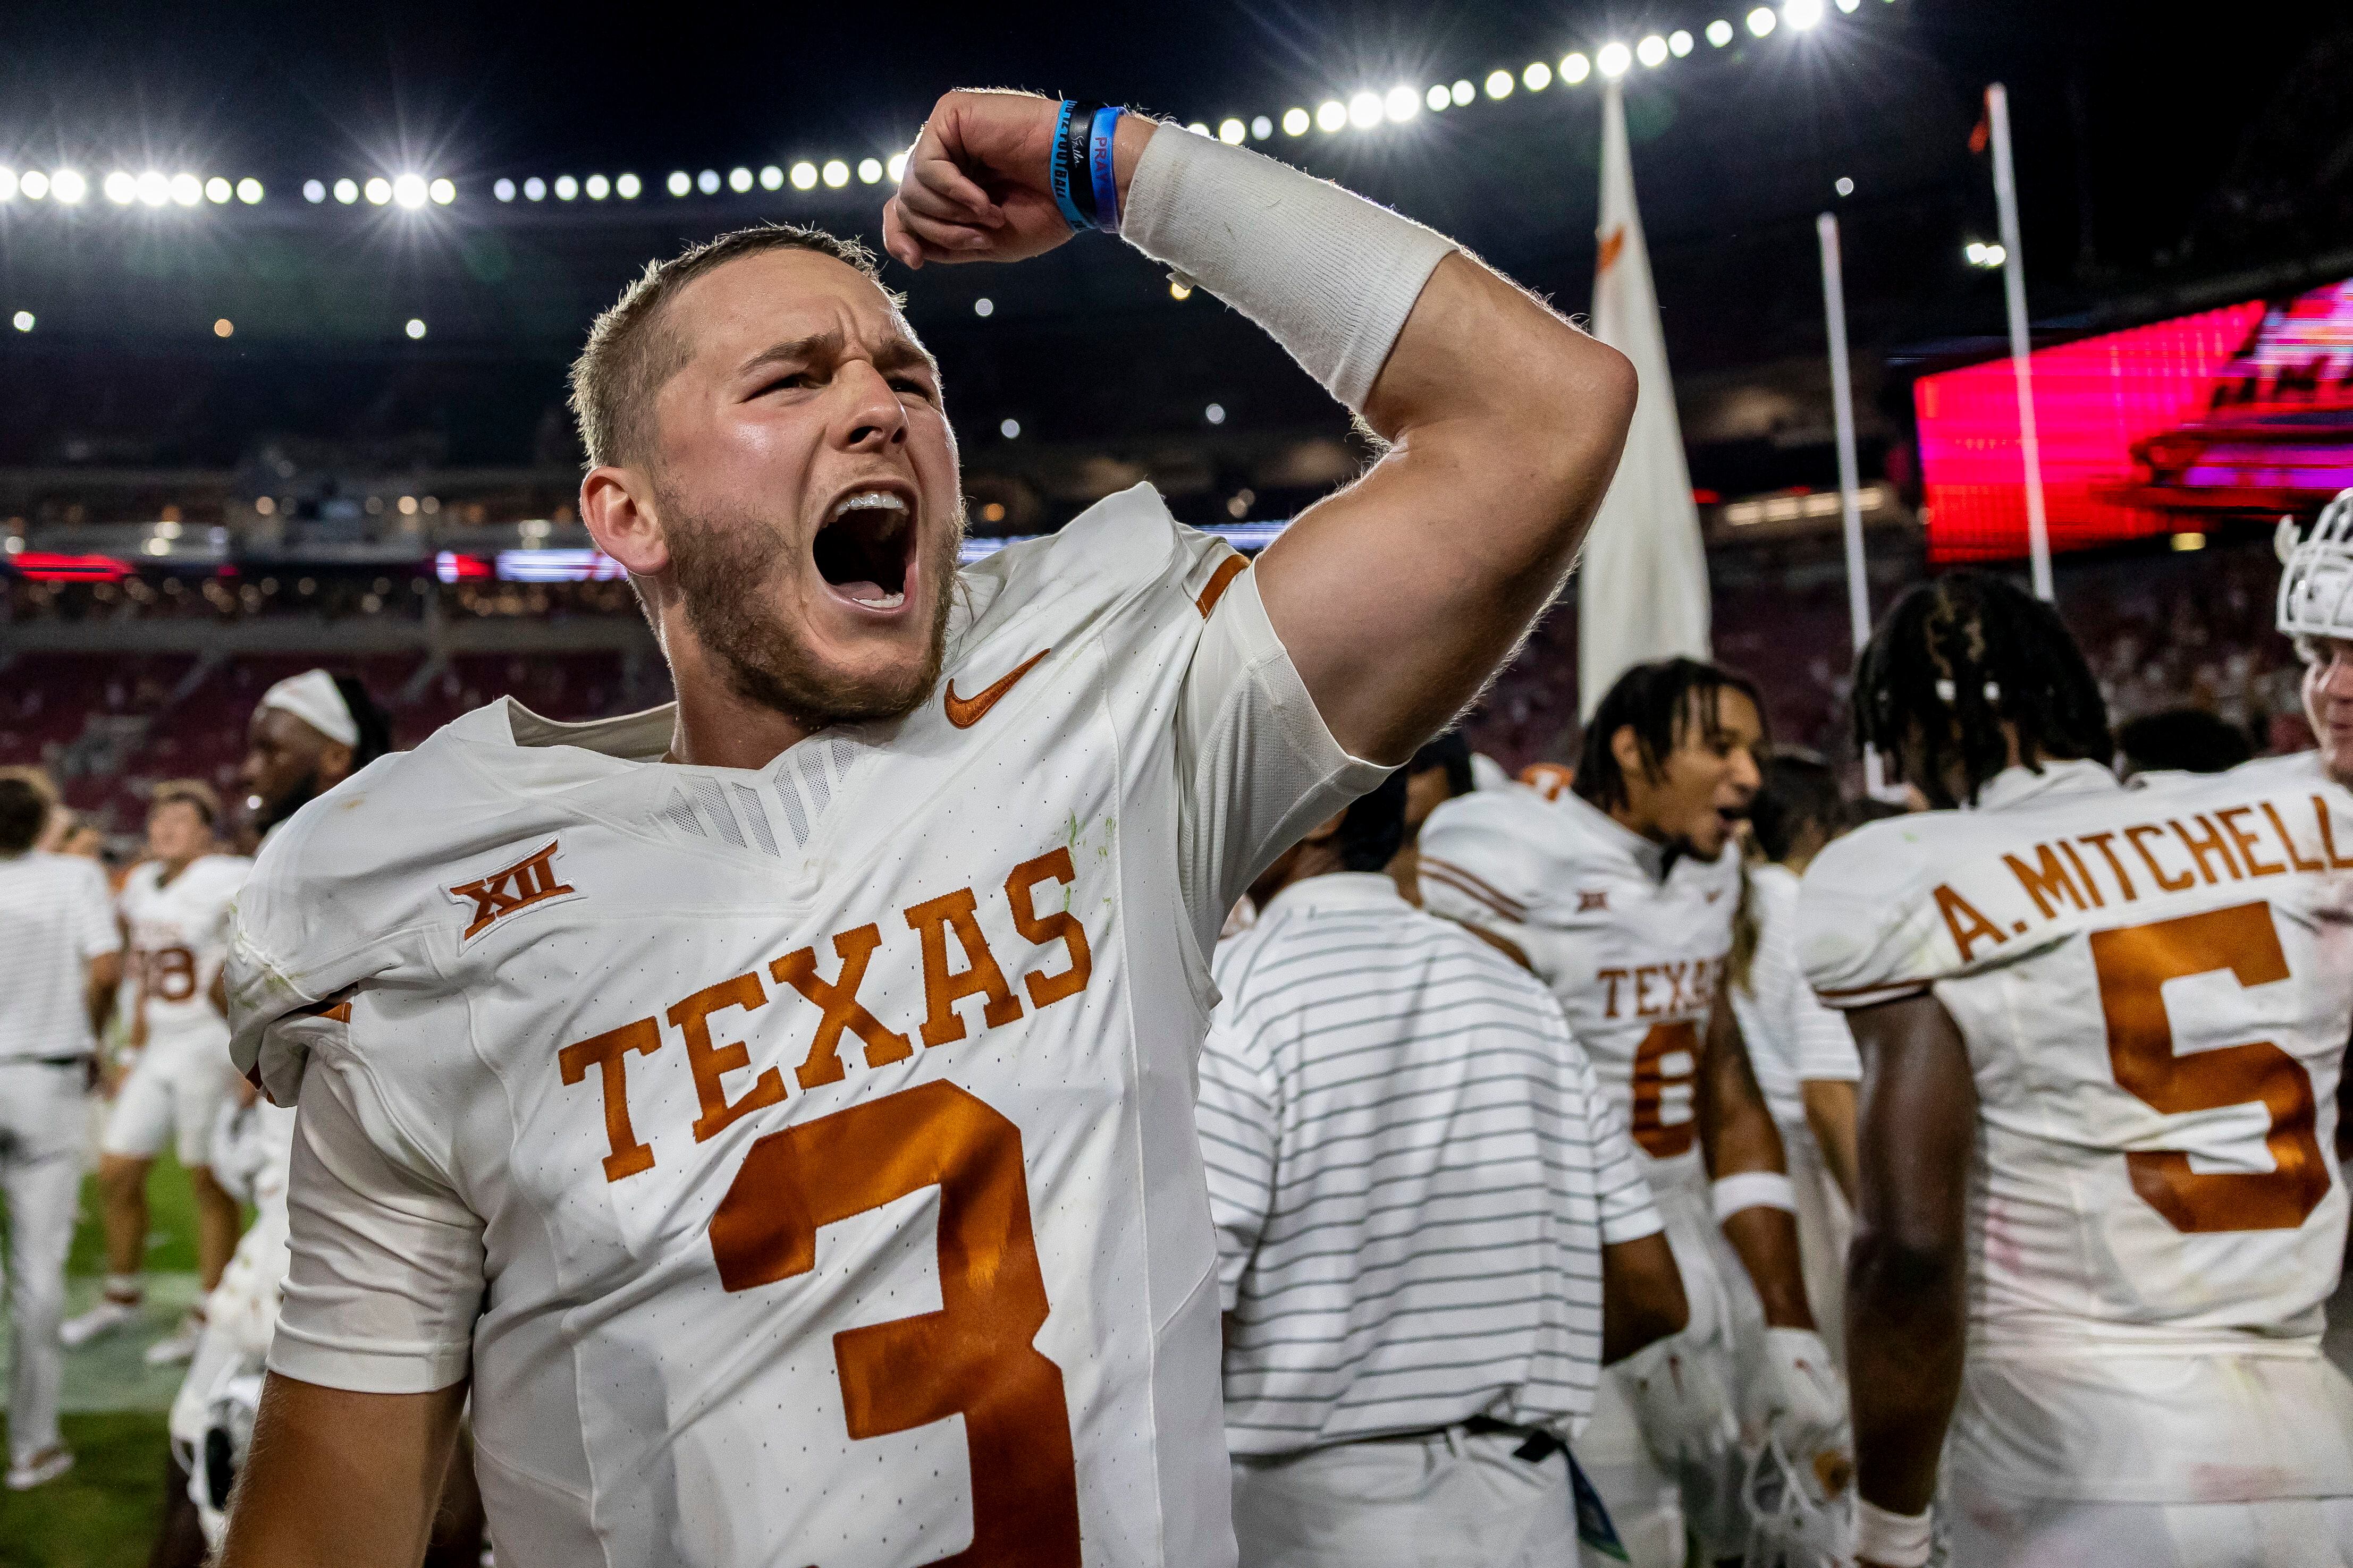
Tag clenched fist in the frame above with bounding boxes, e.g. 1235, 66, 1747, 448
882, 90, 1154, 269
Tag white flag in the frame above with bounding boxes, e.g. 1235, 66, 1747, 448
1577, 79, 1710, 719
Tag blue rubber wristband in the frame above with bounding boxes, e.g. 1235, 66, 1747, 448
1048, 100, 1090, 233
1088, 106, 1123, 233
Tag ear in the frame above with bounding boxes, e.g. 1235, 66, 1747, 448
1300, 807, 1350, 846
316, 740, 355, 786
581, 467, 670, 577
1608, 724, 1644, 779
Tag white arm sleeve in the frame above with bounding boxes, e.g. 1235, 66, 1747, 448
268, 1050, 484, 1394
1176, 563, 1391, 943
75, 861, 120, 960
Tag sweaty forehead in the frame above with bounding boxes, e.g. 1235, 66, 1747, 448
669, 249, 920, 372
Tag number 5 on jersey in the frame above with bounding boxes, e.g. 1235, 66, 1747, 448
708, 1080, 1083, 1566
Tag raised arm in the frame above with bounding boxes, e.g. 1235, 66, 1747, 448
1844, 993, 1978, 1566
884, 91, 1635, 763
221, 1375, 466, 1567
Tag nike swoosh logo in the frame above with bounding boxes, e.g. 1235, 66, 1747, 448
943, 648, 1050, 729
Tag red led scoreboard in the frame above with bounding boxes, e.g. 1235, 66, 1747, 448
1916, 277, 2353, 562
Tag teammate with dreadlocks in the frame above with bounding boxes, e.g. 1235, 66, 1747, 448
1419, 657, 1848, 1567
1801, 571, 2353, 1568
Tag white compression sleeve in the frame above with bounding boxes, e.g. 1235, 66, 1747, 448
1119, 126, 1457, 412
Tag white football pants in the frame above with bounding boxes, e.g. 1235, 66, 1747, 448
1, 1059, 89, 1465
1230, 1429, 1583, 1568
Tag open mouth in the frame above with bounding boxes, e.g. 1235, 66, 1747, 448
813, 488, 915, 612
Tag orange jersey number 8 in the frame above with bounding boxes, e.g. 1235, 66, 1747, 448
1629, 1020, 1701, 1160
707, 1079, 1082, 1565
2090, 900, 2331, 1233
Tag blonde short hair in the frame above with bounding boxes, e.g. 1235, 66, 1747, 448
149, 778, 222, 828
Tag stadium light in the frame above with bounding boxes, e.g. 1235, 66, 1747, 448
1218, 117, 1246, 143
974, 297, 993, 317
1598, 42, 1632, 78
364, 177, 391, 205
857, 158, 882, 184
790, 161, 817, 190
1384, 85, 1419, 121
1562, 53, 1592, 84
404, 317, 426, 339
1638, 35, 1669, 66
1348, 91, 1382, 129
0, 169, 15, 201
1186, 122, 1210, 136
1483, 69, 1513, 99
1837, 0, 1860, 9
138, 170, 169, 206
333, 177, 358, 204
429, 177, 456, 205
238, 177, 263, 204
1708, 18, 1735, 44
1785, 0, 1824, 28
524, 176, 547, 201
727, 167, 752, 192
1000, 418, 1020, 438
1283, 107, 1310, 135
585, 174, 609, 200
1251, 116, 1272, 138
697, 169, 719, 193
1168, 278, 1192, 300
1748, 7, 1777, 35
1523, 61, 1552, 91
304, 179, 326, 202
1426, 84, 1449, 112
493, 179, 515, 202
1835, 175, 1854, 196
887, 151, 908, 181
668, 171, 691, 197
822, 159, 848, 188
21, 171, 48, 199
11, 311, 31, 332
616, 173, 640, 198
171, 173, 201, 206
1316, 100, 1346, 133
205, 176, 232, 204
214, 318, 233, 337
760, 165, 782, 190
52, 170, 85, 203
104, 171, 137, 204
1204, 402, 1227, 425
1669, 30, 1696, 56
1451, 79, 1474, 106
393, 174, 427, 207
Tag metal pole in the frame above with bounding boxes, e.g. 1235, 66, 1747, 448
1987, 82, 2054, 601
1816, 212, 1889, 794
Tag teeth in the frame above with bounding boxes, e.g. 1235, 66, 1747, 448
832, 490, 909, 521
848, 588, 905, 609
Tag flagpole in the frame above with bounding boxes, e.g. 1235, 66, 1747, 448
1815, 211, 1888, 795
1987, 82, 2054, 602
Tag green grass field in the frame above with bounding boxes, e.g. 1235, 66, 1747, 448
2, 1156, 203, 1568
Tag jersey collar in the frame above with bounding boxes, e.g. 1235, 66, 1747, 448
1554, 786, 1674, 882
1258, 870, 1408, 920
1973, 756, 2121, 812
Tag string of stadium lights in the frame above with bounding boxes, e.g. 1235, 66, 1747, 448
0, 0, 1892, 223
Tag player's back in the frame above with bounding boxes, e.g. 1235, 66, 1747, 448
1801, 755, 2353, 1347
1418, 782, 1739, 1187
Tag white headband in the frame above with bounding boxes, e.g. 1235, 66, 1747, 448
259, 668, 359, 748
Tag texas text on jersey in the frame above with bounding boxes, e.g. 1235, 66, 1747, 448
1416, 779, 1740, 1182
1799, 753, 2353, 1500
224, 486, 1385, 1568
119, 853, 250, 1042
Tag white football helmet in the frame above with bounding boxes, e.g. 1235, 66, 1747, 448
2277, 488, 2353, 644
1743, 1436, 1854, 1568
192, 1361, 267, 1548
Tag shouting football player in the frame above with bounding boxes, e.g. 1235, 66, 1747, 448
216, 92, 1637, 1565
1808, 571, 2353, 1568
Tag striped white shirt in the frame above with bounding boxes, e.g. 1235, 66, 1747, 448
0, 850, 120, 1063
1199, 872, 1662, 1455
1727, 863, 1860, 1130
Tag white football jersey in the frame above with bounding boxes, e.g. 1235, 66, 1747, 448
120, 853, 249, 1044
1417, 783, 1741, 1186
225, 485, 1384, 1568
1799, 756, 2353, 1350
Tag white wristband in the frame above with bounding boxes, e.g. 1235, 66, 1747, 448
1853, 1498, 1932, 1567
1119, 126, 1456, 412
1711, 1171, 1797, 1222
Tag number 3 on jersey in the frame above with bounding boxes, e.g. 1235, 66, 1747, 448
709, 1081, 1082, 1566
2090, 901, 2332, 1234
